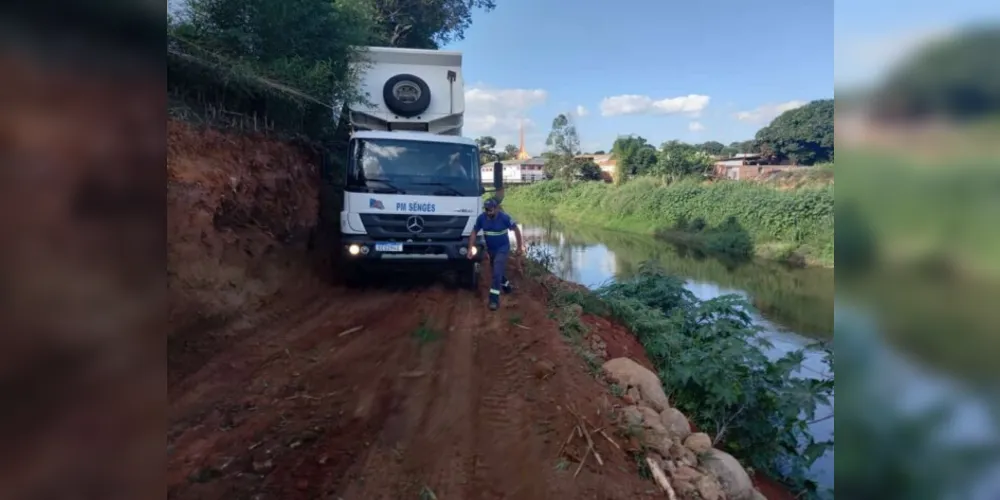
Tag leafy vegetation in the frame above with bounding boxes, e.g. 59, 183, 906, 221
168, 0, 497, 143
505, 177, 834, 266
659, 215, 755, 260
755, 99, 834, 165
871, 26, 1000, 121
535, 258, 835, 498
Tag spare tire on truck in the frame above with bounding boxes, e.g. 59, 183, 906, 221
382, 74, 432, 117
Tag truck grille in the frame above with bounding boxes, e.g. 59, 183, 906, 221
359, 214, 469, 240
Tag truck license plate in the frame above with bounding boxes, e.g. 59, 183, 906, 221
375, 242, 403, 252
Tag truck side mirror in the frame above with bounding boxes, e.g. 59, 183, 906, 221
493, 161, 504, 190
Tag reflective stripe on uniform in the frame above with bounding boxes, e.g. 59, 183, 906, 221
490, 288, 501, 295
483, 229, 508, 236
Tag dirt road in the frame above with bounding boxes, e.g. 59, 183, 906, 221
167, 264, 657, 500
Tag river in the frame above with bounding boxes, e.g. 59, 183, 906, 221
509, 210, 1000, 498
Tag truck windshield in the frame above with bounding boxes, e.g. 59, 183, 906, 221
346, 138, 481, 196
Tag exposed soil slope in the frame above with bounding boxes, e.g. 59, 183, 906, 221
167, 119, 320, 340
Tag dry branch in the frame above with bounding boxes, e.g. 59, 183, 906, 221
645, 457, 677, 500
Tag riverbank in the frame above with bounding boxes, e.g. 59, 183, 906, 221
503, 178, 834, 267
524, 253, 834, 499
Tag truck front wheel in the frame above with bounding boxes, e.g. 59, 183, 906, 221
341, 263, 365, 288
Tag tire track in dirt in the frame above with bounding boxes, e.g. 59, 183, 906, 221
470, 296, 552, 500
168, 268, 658, 500
168, 287, 419, 498
333, 285, 482, 499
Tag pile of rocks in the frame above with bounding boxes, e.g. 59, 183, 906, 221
603, 358, 767, 500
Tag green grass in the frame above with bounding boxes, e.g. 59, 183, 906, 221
837, 148, 1000, 277
504, 177, 834, 267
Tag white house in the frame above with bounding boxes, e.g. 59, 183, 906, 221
481, 158, 547, 184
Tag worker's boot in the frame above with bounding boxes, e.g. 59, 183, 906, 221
488, 297, 499, 311
501, 279, 513, 294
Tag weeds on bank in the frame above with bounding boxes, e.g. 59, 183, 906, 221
506, 178, 834, 266
526, 248, 834, 499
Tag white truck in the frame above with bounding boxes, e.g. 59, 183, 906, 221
339, 46, 502, 288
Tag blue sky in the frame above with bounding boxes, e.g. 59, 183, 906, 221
835, 0, 999, 87
446, 0, 834, 154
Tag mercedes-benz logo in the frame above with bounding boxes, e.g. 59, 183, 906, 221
405, 215, 425, 234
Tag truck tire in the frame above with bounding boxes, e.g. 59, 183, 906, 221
342, 263, 365, 289
382, 74, 432, 117
457, 261, 479, 291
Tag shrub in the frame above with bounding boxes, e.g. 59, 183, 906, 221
595, 262, 834, 497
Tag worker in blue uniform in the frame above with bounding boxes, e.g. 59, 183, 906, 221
468, 198, 524, 311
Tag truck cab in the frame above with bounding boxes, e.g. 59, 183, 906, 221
338, 46, 501, 288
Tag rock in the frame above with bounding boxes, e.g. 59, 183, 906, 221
623, 387, 641, 405
695, 473, 726, 500
671, 464, 703, 483
602, 358, 670, 412
683, 432, 712, 454
251, 459, 274, 474
752, 490, 768, 500
533, 360, 556, 379
621, 405, 672, 456
668, 439, 699, 468
700, 448, 755, 500
660, 408, 692, 441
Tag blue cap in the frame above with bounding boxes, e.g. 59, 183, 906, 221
484, 198, 498, 210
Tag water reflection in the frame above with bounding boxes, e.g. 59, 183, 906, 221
516, 212, 835, 339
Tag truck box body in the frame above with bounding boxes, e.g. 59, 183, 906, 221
348, 47, 464, 136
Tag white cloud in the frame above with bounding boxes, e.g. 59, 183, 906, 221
574, 105, 589, 117
688, 121, 705, 132
734, 100, 808, 123
600, 94, 710, 117
464, 86, 548, 152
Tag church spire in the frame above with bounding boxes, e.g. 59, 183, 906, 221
515, 119, 531, 160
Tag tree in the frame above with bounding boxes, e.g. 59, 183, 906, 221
611, 135, 658, 182
593, 150, 606, 155
754, 99, 834, 165
502, 144, 519, 160
475, 135, 498, 164
654, 140, 714, 182
174, 0, 377, 104
696, 141, 726, 156
571, 157, 602, 181
365, 0, 498, 49
728, 140, 757, 154
545, 113, 581, 157
872, 26, 1000, 120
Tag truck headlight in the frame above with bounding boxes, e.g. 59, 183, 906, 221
348, 244, 361, 255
